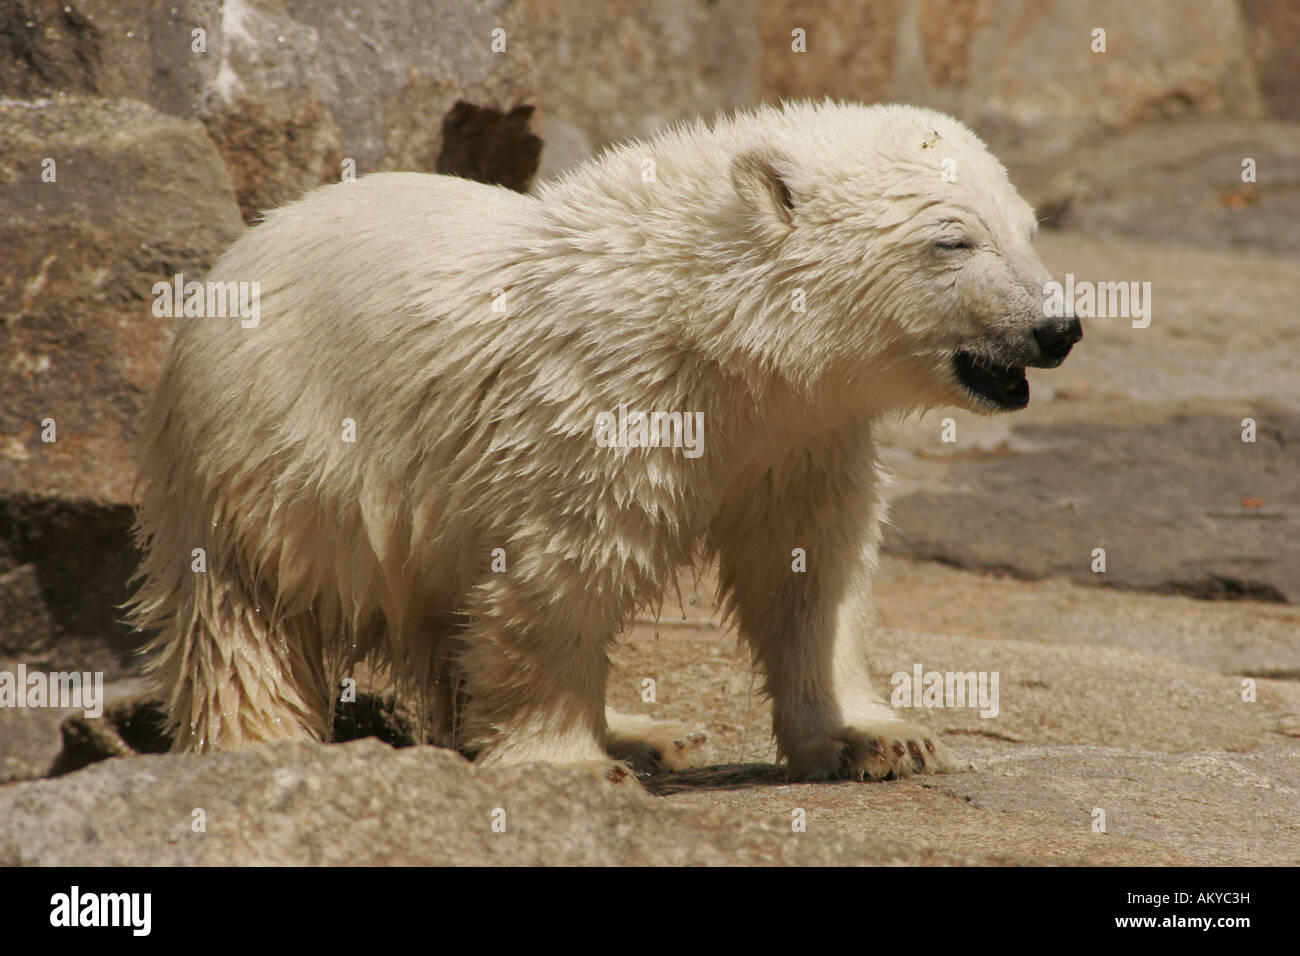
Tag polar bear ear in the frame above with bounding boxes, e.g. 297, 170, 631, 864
730, 147, 796, 228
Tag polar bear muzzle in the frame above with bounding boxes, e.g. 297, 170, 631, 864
955, 316, 1082, 409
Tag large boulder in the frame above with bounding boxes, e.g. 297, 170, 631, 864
0, 97, 244, 673
0, 0, 542, 219
198, 0, 540, 219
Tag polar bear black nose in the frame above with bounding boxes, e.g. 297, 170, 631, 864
1032, 317, 1083, 362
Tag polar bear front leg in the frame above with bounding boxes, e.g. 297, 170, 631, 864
800, 571, 956, 782
712, 434, 953, 782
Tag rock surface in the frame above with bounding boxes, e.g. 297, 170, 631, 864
874, 557, 1300, 680
200, 0, 539, 219
0, 738, 990, 866
0, 0, 541, 220
0, 96, 243, 671
520, 0, 759, 181
4, 602, 1297, 864
1007, 119, 1300, 251
0, 96, 243, 505
0, 673, 147, 783
1240, 0, 1300, 120
759, 0, 1263, 153
882, 413, 1300, 602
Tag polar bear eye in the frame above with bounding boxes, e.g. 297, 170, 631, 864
933, 238, 972, 251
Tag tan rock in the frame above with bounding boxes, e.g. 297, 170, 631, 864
757, 0, 1264, 152
758, 0, 903, 104
0, 1, 541, 220
1240, 0, 1300, 120
519, 0, 759, 180
0, 97, 243, 670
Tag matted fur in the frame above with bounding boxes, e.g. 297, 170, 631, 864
129, 101, 1057, 779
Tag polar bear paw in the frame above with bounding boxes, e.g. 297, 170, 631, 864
784, 722, 954, 782
605, 710, 709, 776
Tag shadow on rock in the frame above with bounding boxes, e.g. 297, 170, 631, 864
49, 692, 418, 776
48, 696, 794, 796
641, 763, 788, 795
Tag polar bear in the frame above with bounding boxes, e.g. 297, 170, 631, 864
129, 101, 1079, 781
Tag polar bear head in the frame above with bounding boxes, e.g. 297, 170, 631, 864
727, 102, 1081, 414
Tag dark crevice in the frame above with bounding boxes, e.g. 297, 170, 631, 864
435, 101, 542, 193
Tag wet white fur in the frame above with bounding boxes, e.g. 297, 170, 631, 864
130, 101, 1048, 779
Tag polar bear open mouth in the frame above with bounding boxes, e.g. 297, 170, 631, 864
953, 350, 1029, 409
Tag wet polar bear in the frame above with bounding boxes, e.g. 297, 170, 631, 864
130, 101, 1080, 781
